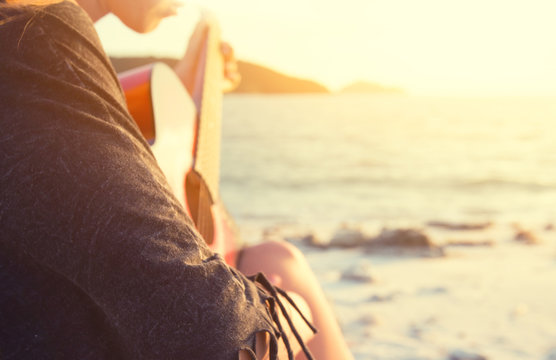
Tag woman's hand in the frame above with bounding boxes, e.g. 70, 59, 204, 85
220, 41, 241, 93
173, 40, 241, 94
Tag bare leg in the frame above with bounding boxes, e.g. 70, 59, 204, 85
237, 241, 353, 360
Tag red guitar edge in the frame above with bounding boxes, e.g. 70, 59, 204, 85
117, 13, 241, 266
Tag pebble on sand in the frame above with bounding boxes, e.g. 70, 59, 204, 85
448, 349, 488, 360
510, 303, 530, 318
513, 229, 541, 245
545, 347, 556, 360
358, 313, 380, 326
368, 293, 398, 303
341, 261, 375, 283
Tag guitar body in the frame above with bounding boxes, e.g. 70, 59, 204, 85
118, 14, 240, 266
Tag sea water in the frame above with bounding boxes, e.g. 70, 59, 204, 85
220, 94, 556, 240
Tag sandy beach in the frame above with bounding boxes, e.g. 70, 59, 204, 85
271, 222, 556, 360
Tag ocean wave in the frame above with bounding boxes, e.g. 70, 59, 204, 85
458, 178, 556, 191
221, 175, 411, 190
222, 174, 556, 193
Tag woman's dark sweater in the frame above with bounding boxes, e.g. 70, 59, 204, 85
0, 2, 279, 359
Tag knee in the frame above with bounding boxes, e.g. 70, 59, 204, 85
261, 240, 305, 265
239, 240, 308, 276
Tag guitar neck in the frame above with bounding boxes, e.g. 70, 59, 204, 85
119, 12, 226, 247
177, 13, 224, 201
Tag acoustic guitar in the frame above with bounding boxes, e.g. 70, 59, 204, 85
117, 13, 240, 266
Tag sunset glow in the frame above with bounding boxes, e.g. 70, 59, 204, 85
96, 0, 556, 95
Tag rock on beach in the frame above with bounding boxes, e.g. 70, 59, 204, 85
285, 233, 324, 247
329, 227, 367, 248
427, 220, 493, 231
370, 228, 433, 247
366, 228, 445, 257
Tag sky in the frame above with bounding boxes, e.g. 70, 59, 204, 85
95, 0, 556, 96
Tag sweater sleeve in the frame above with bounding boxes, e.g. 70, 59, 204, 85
0, 3, 279, 359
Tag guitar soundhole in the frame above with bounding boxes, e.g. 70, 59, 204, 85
185, 171, 215, 245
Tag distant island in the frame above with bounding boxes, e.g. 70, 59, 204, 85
339, 81, 404, 94
234, 61, 327, 94
110, 56, 402, 95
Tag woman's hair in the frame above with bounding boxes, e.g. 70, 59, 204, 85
3, 0, 65, 5
0, 0, 65, 11
0, 0, 64, 25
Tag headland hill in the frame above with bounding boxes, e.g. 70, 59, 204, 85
110, 56, 404, 95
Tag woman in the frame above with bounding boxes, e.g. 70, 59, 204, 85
0, 0, 352, 359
